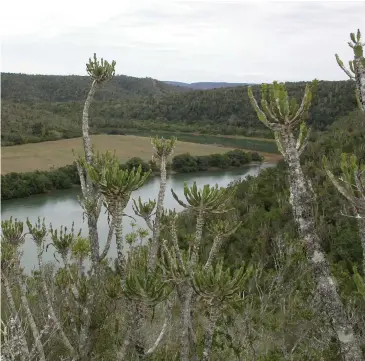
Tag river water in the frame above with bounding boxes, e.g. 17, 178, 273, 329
1, 164, 274, 272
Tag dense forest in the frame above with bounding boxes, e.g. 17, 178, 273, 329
1, 73, 358, 145
1, 28, 365, 361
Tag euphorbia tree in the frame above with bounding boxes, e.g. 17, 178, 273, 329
166, 182, 236, 361
87, 152, 150, 274
324, 29, 365, 278
248, 81, 363, 360
193, 261, 252, 361
323, 154, 365, 275
1, 218, 53, 361
335, 29, 365, 113
76, 54, 116, 271
148, 136, 176, 270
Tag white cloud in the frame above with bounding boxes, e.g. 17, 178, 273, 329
1, 0, 364, 83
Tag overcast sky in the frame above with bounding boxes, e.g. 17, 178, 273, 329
1, 0, 364, 83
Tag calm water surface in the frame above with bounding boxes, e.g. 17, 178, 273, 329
1, 164, 274, 272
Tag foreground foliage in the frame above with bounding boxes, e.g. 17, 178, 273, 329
1, 29, 365, 361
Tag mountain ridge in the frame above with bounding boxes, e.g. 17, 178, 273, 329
163, 81, 253, 89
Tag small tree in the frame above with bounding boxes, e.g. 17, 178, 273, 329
248, 81, 363, 360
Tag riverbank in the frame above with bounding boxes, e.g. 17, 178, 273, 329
1, 149, 271, 200
1, 164, 276, 272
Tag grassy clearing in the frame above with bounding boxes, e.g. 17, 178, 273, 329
1, 135, 281, 174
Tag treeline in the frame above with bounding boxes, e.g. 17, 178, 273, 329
1, 72, 188, 103
97, 80, 357, 131
172, 150, 263, 173
1, 77, 358, 146
1, 150, 261, 200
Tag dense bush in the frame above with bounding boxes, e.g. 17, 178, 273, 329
2, 151, 259, 200
171, 149, 262, 173
1, 165, 80, 200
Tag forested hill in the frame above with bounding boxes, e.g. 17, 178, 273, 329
97, 79, 357, 130
1, 73, 189, 103
1, 75, 358, 146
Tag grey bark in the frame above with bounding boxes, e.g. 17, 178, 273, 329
36, 245, 76, 357
204, 235, 223, 270
17, 276, 46, 361
80, 79, 100, 269
202, 307, 219, 361
82, 80, 97, 165
280, 130, 363, 361
190, 210, 205, 269
2, 275, 30, 361
114, 201, 126, 276
354, 56, 365, 113
178, 284, 194, 361
357, 217, 365, 277
99, 221, 115, 261
149, 156, 167, 271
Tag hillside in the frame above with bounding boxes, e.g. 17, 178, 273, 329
163, 81, 252, 89
1, 73, 189, 103
94, 80, 357, 130
1, 74, 358, 146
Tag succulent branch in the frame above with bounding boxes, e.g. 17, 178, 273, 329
132, 196, 156, 230
296, 122, 311, 156
323, 154, 365, 212
248, 80, 317, 131
171, 182, 235, 214
26, 217, 47, 247
335, 29, 365, 113
86, 53, 116, 85
205, 218, 242, 269
48, 223, 81, 259
87, 153, 150, 203
123, 247, 173, 306
193, 261, 251, 303
151, 136, 177, 161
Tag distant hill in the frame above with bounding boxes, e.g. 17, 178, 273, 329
1, 73, 189, 103
164, 81, 253, 90
1, 72, 358, 147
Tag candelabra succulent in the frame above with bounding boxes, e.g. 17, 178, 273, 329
335, 29, 365, 112
192, 261, 252, 361
323, 154, 365, 275
248, 79, 363, 360
123, 246, 173, 306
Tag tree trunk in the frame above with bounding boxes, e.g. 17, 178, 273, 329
2, 275, 30, 361
357, 217, 365, 277
178, 284, 193, 361
17, 276, 46, 361
114, 201, 126, 276
354, 56, 365, 113
37, 245, 76, 357
87, 213, 100, 269
281, 130, 363, 361
149, 156, 167, 271
82, 80, 97, 165
205, 235, 223, 270
190, 210, 205, 268
202, 307, 219, 361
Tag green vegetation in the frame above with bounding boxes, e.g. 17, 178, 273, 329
172, 150, 263, 173
1, 150, 260, 200
1, 29, 365, 361
1, 73, 358, 145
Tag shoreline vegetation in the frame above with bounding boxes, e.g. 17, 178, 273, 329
1, 134, 281, 174
1, 149, 265, 200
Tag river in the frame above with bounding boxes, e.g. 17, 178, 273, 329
1, 164, 274, 272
